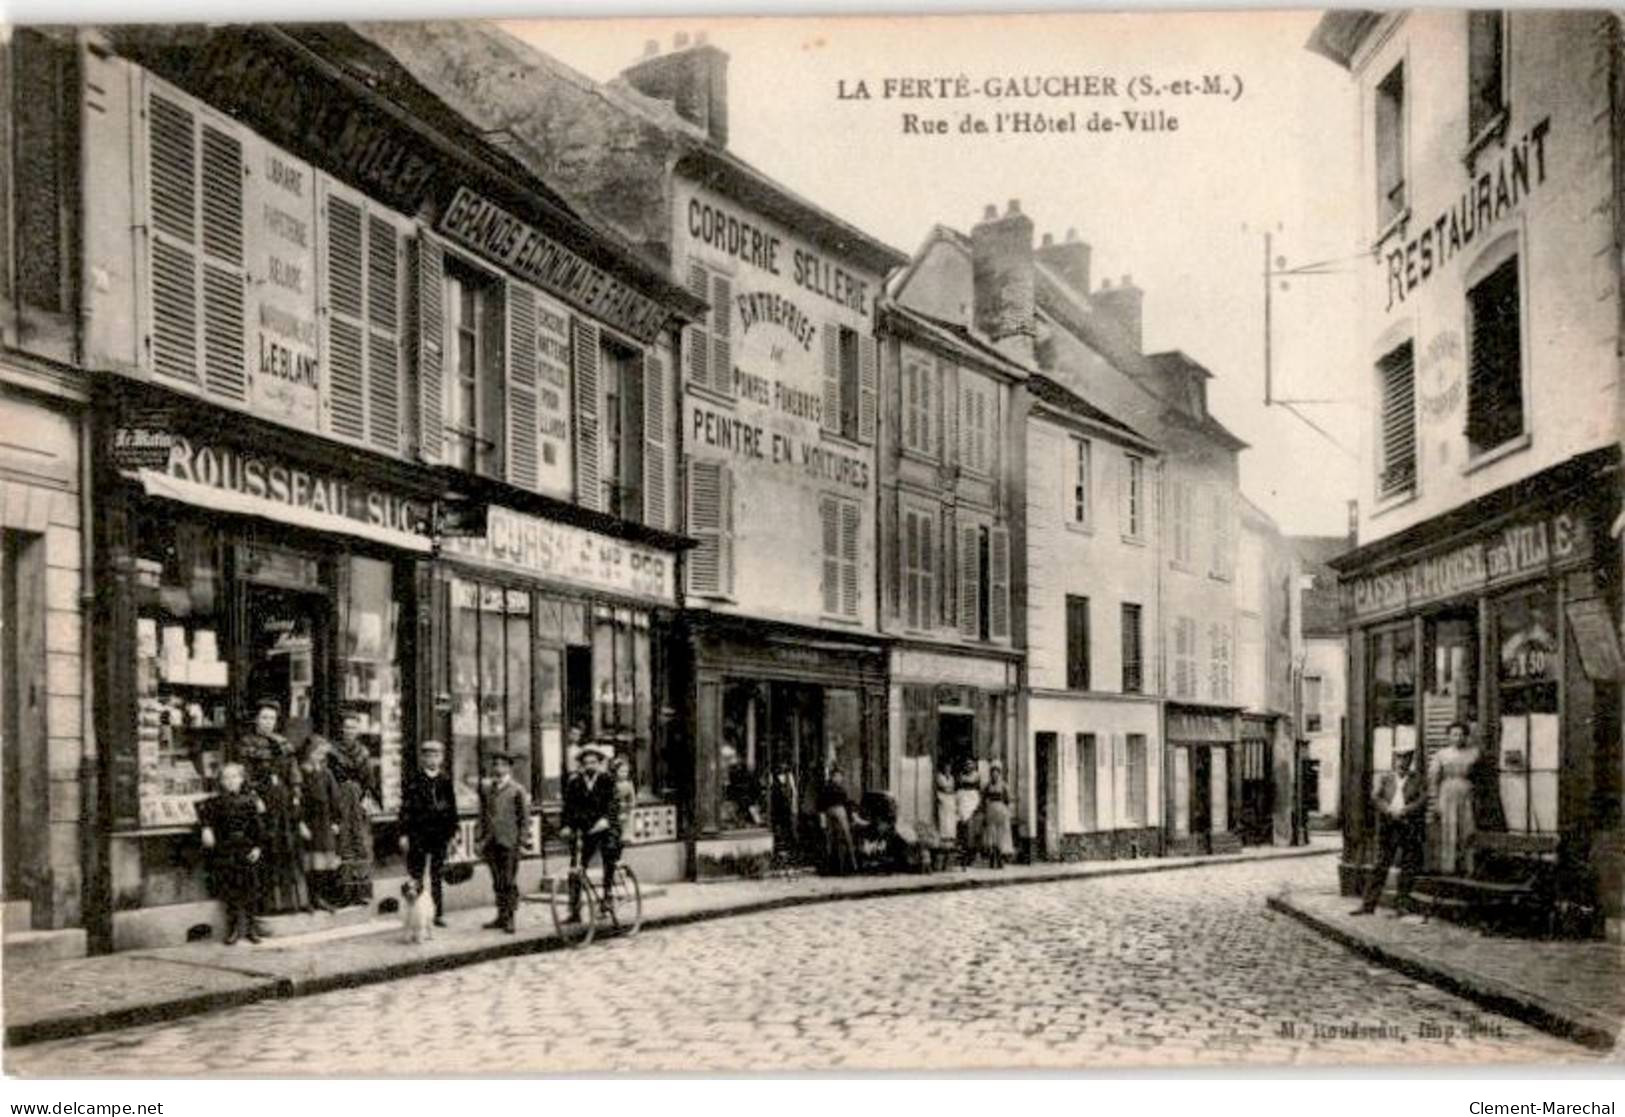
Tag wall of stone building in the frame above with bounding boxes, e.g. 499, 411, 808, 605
0, 385, 84, 930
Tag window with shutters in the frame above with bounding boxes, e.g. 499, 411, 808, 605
1468, 11, 1507, 144
321, 181, 406, 455
1209, 621, 1232, 700
685, 259, 733, 398
442, 259, 503, 476
823, 324, 877, 444
901, 506, 935, 631
1465, 254, 1524, 458
1121, 602, 1143, 694
1077, 733, 1098, 832
687, 460, 734, 599
1125, 734, 1148, 827
601, 335, 645, 523
1122, 453, 1145, 540
1375, 63, 1407, 229
1208, 489, 1232, 581
820, 495, 861, 619
1069, 437, 1092, 527
1171, 479, 1194, 567
1173, 616, 1197, 699
145, 81, 248, 403
901, 345, 937, 457
1376, 341, 1416, 498
1066, 595, 1091, 691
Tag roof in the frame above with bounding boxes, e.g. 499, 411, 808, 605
880, 303, 1032, 383
1026, 374, 1154, 450
1305, 11, 1386, 70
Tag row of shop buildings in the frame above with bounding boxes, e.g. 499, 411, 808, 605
3, 21, 1313, 956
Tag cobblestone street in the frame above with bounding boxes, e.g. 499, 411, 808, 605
6, 858, 1602, 1074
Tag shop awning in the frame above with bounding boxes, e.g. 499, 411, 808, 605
134, 468, 434, 554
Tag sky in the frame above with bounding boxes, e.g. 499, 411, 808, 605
506, 9, 1368, 538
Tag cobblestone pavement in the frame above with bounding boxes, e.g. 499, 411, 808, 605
7, 858, 1603, 1074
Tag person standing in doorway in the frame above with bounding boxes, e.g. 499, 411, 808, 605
238, 699, 308, 918
400, 739, 459, 927
1352, 741, 1427, 916
1430, 721, 1481, 876
476, 750, 531, 933
934, 761, 959, 872
955, 758, 982, 870
816, 763, 857, 876
982, 762, 1015, 870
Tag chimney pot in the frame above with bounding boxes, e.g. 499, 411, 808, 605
1066, 227, 1078, 242
1101, 277, 1113, 290
971, 199, 1036, 364
1041, 232, 1054, 247
695, 30, 708, 44
1121, 274, 1132, 286
982, 204, 998, 221
643, 39, 660, 57
621, 33, 731, 146
674, 31, 690, 48
1007, 198, 1021, 215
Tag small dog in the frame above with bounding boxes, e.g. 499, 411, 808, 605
401, 877, 435, 944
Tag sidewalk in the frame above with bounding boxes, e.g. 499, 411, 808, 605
1269, 886, 1625, 1052
4, 838, 1337, 1048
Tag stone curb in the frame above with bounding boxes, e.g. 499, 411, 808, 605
4, 845, 1335, 1049
1265, 893, 1619, 1052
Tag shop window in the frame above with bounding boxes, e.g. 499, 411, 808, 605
1122, 453, 1144, 540
126, 515, 227, 829
1121, 603, 1144, 694
1376, 341, 1416, 498
443, 260, 504, 476
591, 605, 653, 794
1368, 622, 1418, 774
1172, 616, 1197, 699
1466, 254, 1524, 458
823, 324, 876, 444
684, 260, 733, 398
1468, 11, 1507, 143
601, 336, 645, 522
901, 345, 937, 457
1076, 733, 1098, 832
1125, 734, 1148, 828
821, 494, 861, 619
826, 688, 864, 790
1066, 595, 1091, 691
721, 681, 767, 829
447, 579, 534, 811
1375, 62, 1407, 228
1069, 437, 1092, 527
1304, 675, 1324, 732
901, 684, 936, 758
336, 556, 403, 813
1494, 589, 1558, 832
902, 506, 935, 631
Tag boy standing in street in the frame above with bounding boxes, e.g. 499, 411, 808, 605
200, 762, 264, 945
399, 739, 459, 927
476, 750, 530, 933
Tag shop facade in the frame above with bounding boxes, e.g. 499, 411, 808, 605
1332, 453, 1620, 933
1164, 705, 1242, 856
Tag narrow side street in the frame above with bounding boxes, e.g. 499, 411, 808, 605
6, 857, 1598, 1075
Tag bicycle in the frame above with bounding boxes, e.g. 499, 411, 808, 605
547, 831, 642, 946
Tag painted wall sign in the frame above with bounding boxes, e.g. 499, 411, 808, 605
533, 291, 575, 497
1345, 508, 1591, 620
440, 504, 677, 605
245, 137, 321, 429
1167, 712, 1234, 743
1383, 117, 1550, 312
1566, 598, 1623, 682
687, 196, 871, 316
438, 187, 668, 343
687, 396, 870, 491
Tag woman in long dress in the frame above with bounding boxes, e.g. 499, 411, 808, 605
299, 737, 340, 912
1431, 720, 1481, 875
954, 759, 982, 870
330, 731, 377, 907
933, 764, 958, 872
238, 701, 309, 914
981, 762, 1015, 870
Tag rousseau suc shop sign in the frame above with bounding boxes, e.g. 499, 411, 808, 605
1344, 508, 1591, 621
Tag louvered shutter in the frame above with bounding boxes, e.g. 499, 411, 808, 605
1379, 343, 1415, 496
959, 386, 975, 470
990, 526, 1010, 640
686, 459, 723, 596
903, 511, 918, 629
958, 522, 978, 637
919, 512, 934, 630
685, 262, 710, 388
710, 274, 733, 397
365, 215, 403, 452
720, 466, 735, 595
199, 124, 246, 401
886, 500, 902, 621
323, 189, 367, 443
411, 234, 445, 463
821, 323, 841, 435
505, 279, 540, 490
841, 501, 860, 617
857, 334, 878, 444
821, 496, 840, 615
148, 88, 199, 386
643, 346, 669, 529
941, 361, 957, 465
572, 318, 603, 511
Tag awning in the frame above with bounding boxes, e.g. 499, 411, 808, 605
135, 468, 434, 554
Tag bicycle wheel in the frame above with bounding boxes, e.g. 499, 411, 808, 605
548, 872, 596, 947
608, 864, 642, 936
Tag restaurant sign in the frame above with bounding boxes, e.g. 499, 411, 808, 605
440, 504, 677, 605
1345, 509, 1591, 621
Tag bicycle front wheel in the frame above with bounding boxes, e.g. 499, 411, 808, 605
609, 864, 642, 936
548, 873, 596, 947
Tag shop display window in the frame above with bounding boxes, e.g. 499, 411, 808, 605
128, 515, 228, 828
449, 578, 539, 810
1367, 623, 1417, 778
591, 605, 653, 796
337, 556, 404, 813
1494, 589, 1560, 832
721, 681, 767, 829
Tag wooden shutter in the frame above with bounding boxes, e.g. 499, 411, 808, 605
572, 318, 603, 512
323, 189, 367, 442
990, 526, 1010, 640
857, 334, 878, 444
1378, 343, 1415, 495
710, 273, 733, 397
687, 459, 725, 596
411, 233, 445, 463
841, 500, 860, 617
958, 522, 978, 637
365, 215, 404, 452
959, 385, 975, 469
919, 512, 934, 630
940, 360, 956, 465
505, 278, 540, 490
819, 496, 840, 615
684, 261, 710, 388
643, 346, 668, 529
821, 323, 841, 434
198, 123, 246, 402
1067, 597, 1089, 689
147, 87, 199, 385
902, 510, 918, 629
886, 499, 902, 621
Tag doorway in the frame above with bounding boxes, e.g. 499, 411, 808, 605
1239, 736, 1272, 844
2, 530, 46, 921
937, 711, 974, 777
1189, 745, 1213, 853
244, 584, 329, 754
1034, 731, 1057, 860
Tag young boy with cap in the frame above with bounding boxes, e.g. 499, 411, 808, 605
475, 749, 531, 933
399, 739, 459, 927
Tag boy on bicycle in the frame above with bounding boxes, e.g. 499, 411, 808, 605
559, 743, 619, 922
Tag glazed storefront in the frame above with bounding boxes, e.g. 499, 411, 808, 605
1334, 452, 1621, 935
1164, 705, 1242, 856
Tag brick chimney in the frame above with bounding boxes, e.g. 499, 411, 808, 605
1093, 274, 1143, 353
970, 199, 1035, 364
620, 33, 730, 147
1037, 228, 1091, 299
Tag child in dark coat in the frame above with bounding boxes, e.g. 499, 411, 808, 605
200, 762, 264, 945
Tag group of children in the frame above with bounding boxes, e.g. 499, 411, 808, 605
199, 735, 634, 944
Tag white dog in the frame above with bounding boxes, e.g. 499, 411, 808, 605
401, 877, 435, 944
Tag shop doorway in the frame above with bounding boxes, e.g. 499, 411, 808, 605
1189, 746, 1213, 853
937, 711, 975, 778
244, 584, 329, 754
1034, 731, 1057, 860
1238, 736, 1272, 845
2, 530, 47, 920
